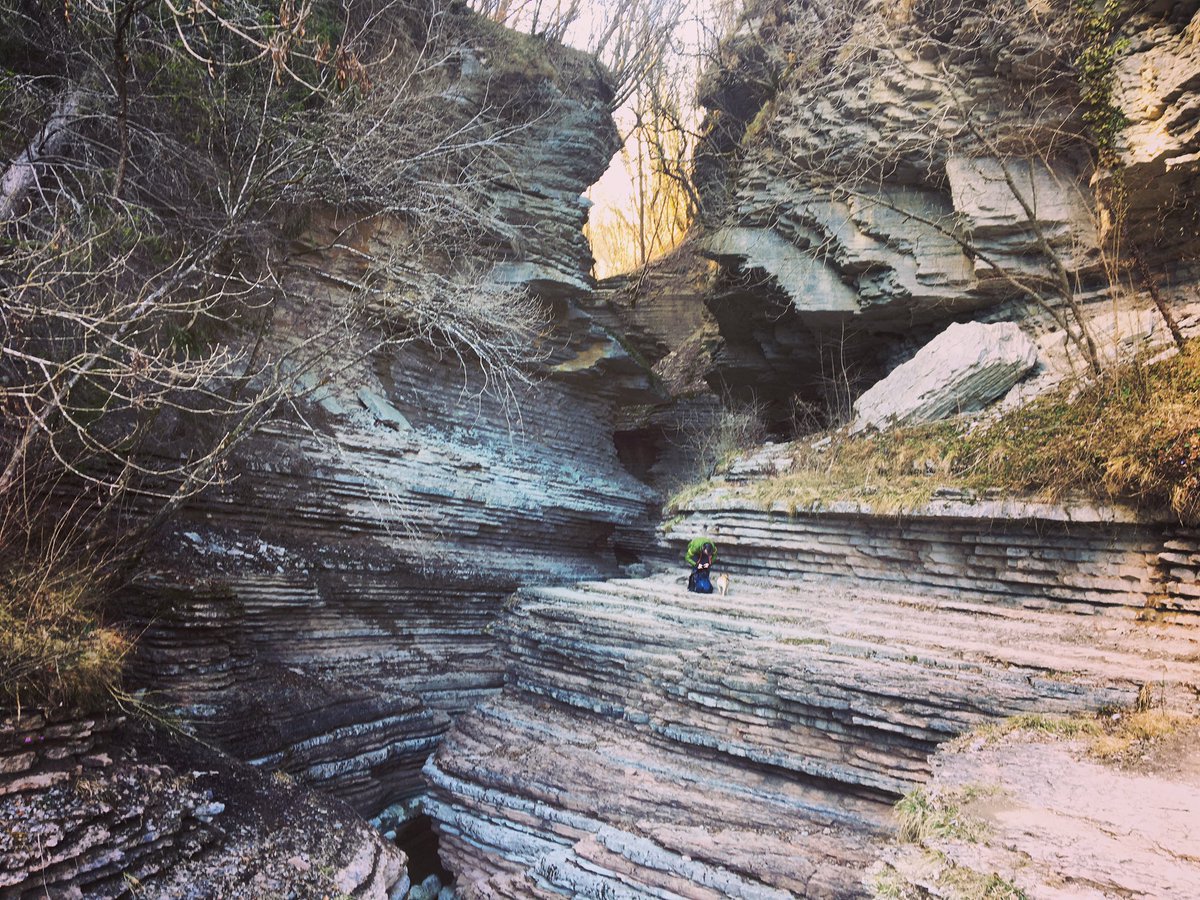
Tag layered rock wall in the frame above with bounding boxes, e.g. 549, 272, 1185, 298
120, 8, 662, 833
689, 0, 1200, 413
424, 495, 1200, 897
662, 492, 1199, 616
0, 713, 407, 899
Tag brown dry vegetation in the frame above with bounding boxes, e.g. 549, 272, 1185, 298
966, 703, 1191, 765
678, 341, 1200, 523
0, 562, 129, 712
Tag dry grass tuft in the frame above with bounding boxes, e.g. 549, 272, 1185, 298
972, 712, 1103, 744
0, 563, 130, 712
968, 703, 1191, 764
1090, 708, 1188, 761
894, 787, 987, 844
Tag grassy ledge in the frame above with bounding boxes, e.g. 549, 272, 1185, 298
1, 563, 129, 713
670, 342, 1200, 522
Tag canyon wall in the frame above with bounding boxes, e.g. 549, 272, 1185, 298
8, 3, 1200, 898
0, 11, 669, 897
121, 20, 661, 832
424, 489, 1200, 898
687, 0, 1200, 415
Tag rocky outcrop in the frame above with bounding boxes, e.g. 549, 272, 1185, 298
1108, 5, 1200, 266
423, 492, 1200, 897
127, 288, 663, 816
686, 0, 1200, 418
119, 4, 662, 852
594, 246, 716, 377
0, 712, 407, 899
851, 321, 1039, 432
663, 486, 1200, 614
879, 724, 1200, 898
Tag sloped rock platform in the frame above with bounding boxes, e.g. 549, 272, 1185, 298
879, 724, 1200, 898
424, 570, 1200, 898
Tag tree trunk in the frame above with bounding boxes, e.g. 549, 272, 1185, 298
1133, 247, 1185, 350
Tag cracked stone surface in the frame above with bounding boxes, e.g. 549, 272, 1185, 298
880, 726, 1200, 898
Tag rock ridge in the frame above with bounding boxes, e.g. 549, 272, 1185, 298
684, 0, 1200, 418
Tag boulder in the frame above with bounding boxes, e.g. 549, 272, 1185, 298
851, 321, 1037, 432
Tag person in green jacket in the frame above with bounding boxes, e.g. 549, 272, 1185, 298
685, 536, 717, 568
685, 536, 717, 593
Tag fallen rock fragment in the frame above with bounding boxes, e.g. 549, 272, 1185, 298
852, 321, 1038, 432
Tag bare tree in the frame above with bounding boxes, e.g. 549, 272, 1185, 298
587, 81, 701, 276
585, 0, 738, 277
1, 0, 571, 517
466, 0, 688, 108
0, 0, 602, 706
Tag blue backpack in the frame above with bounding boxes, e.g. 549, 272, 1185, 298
688, 568, 713, 593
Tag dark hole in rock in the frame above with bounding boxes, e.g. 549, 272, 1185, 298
613, 427, 662, 482
613, 540, 642, 568
394, 813, 453, 887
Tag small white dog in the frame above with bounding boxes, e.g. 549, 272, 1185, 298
715, 572, 730, 596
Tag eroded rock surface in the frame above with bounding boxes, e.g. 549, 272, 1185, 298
879, 727, 1200, 898
424, 523, 1200, 898
687, 0, 1200, 416
122, 9, 662, 829
664, 487, 1200, 613
0, 713, 407, 899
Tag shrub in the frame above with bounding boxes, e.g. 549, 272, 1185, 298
686, 341, 1200, 523
683, 400, 769, 479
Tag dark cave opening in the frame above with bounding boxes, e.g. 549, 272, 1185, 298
394, 813, 454, 888
613, 426, 663, 483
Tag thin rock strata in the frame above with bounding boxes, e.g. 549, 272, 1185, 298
0, 713, 408, 899
423, 505, 1200, 898
121, 12, 661, 830
663, 484, 1199, 613
851, 321, 1039, 432
690, 0, 1200, 414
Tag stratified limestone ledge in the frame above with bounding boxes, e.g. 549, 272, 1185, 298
424, 571, 1200, 898
663, 490, 1200, 617
689, 0, 1200, 408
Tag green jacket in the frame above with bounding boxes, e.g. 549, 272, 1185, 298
685, 536, 717, 567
